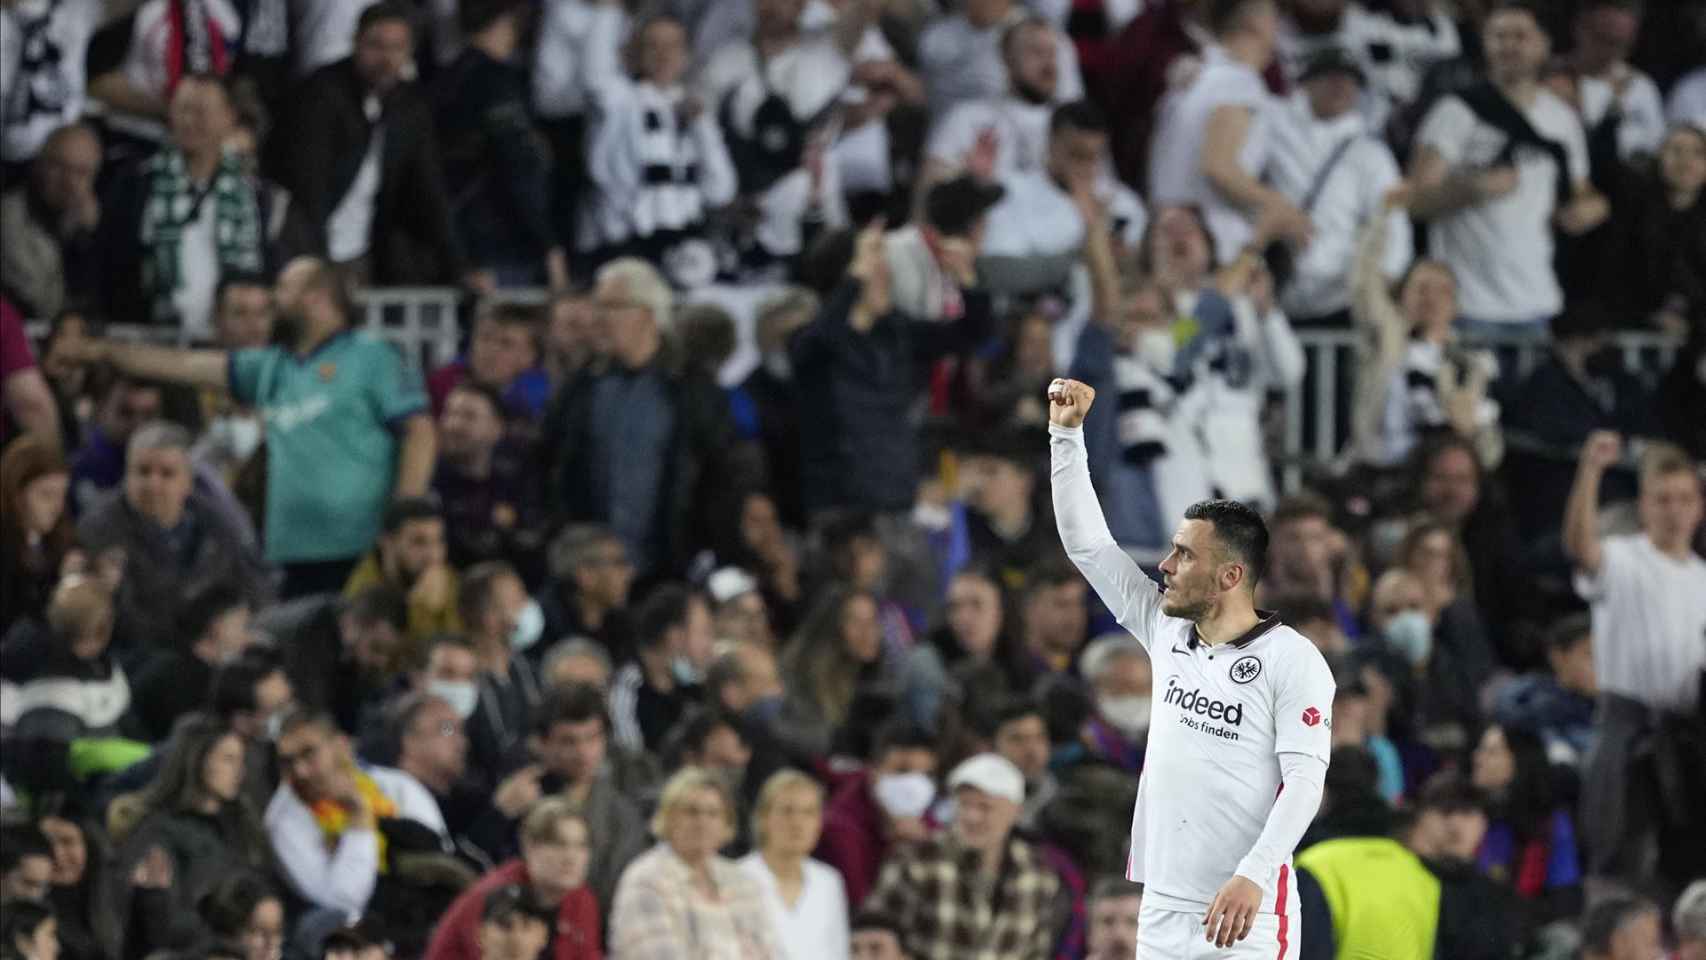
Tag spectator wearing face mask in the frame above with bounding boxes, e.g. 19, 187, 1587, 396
457, 562, 545, 775
1077, 634, 1150, 775
1359, 564, 1485, 765
344, 497, 463, 646
129, 579, 255, 741
815, 720, 938, 907
608, 585, 709, 753
426, 801, 600, 960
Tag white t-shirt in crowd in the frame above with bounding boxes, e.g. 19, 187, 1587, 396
1149, 44, 1274, 264
293, 0, 378, 75
532, 0, 629, 119
917, 13, 1082, 118
1050, 422, 1336, 915
1578, 68, 1666, 161
927, 95, 1053, 179
698, 35, 850, 139
736, 854, 850, 960
1266, 93, 1410, 320
1414, 88, 1588, 324
1574, 534, 1706, 714
1666, 66, 1706, 128
171, 188, 221, 340
0, 0, 102, 164
327, 112, 383, 263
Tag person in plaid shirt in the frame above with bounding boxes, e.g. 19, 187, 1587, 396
866, 753, 1064, 960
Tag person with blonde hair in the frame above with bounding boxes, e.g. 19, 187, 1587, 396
609, 767, 782, 959
0, 576, 133, 755
738, 770, 848, 960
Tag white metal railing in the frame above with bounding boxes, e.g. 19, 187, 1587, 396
25, 293, 1686, 484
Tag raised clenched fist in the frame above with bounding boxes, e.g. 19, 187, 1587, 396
1047, 379, 1095, 429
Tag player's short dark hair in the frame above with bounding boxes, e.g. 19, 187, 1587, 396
1183, 499, 1269, 586
534, 682, 610, 736
357, 0, 415, 37
1207, 0, 1272, 35
1582, 896, 1659, 952
1049, 100, 1107, 137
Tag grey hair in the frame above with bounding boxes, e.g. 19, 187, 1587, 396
1676, 880, 1706, 940
548, 524, 620, 581
542, 637, 612, 680
596, 257, 674, 333
1079, 633, 1147, 682
755, 286, 820, 352
126, 420, 193, 461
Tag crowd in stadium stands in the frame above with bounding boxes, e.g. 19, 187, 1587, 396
1, 0, 1705, 956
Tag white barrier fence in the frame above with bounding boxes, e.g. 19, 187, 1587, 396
28, 288, 1685, 486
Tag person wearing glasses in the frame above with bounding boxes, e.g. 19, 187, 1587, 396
609, 767, 783, 959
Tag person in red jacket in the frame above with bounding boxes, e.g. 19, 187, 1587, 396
425, 797, 601, 960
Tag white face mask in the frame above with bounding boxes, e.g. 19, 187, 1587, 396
429, 680, 479, 719
509, 600, 545, 651
873, 771, 935, 819
1099, 695, 1152, 739
672, 656, 704, 685
1384, 610, 1433, 666
220, 416, 263, 461
264, 707, 290, 742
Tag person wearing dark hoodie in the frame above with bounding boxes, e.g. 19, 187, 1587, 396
790, 217, 991, 517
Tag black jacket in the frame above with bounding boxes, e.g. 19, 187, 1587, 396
790, 279, 991, 514
544, 356, 754, 578
288, 58, 461, 283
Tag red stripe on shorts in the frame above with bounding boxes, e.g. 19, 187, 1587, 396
1275, 864, 1290, 960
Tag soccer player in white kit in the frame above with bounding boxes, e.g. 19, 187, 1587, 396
1046, 378, 1335, 958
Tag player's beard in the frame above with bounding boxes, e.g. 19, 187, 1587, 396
1161, 582, 1214, 621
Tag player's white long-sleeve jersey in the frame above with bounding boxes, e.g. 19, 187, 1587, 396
1050, 422, 1335, 916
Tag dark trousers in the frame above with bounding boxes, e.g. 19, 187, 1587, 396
1291, 309, 1355, 458
280, 557, 359, 600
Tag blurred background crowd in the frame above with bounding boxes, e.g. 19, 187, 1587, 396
1, 0, 1705, 957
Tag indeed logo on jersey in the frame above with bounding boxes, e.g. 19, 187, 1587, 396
1161, 677, 1245, 726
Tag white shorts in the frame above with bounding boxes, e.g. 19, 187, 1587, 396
1135, 903, 1299, 960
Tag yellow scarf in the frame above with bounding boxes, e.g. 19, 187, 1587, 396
310, 770, 398, 871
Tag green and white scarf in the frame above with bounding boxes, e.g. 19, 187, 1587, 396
139, 147, 264, 321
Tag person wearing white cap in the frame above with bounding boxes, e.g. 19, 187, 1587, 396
866, 752, 1062, 959
707, 566, 774, 647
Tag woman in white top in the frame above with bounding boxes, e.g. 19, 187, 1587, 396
738, 770, 849, 960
